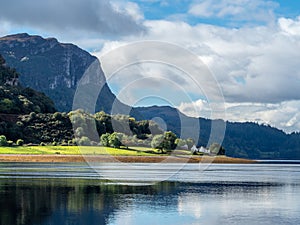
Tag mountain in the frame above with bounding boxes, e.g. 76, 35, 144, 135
0, 33, 126, 113
0, 33, 299, 159
0, 54, 56, 114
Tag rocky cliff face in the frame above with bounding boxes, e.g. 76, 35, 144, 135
0, 33, 120, 112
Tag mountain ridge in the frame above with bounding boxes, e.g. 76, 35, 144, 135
0, 33, 126, 113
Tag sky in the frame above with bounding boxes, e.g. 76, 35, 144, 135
0, 0, 299, 133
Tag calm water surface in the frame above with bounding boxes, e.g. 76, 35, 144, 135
0, 162, 299, 225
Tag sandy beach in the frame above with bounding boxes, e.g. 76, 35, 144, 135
0, 154, 256, 163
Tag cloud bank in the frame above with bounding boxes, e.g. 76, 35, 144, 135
0, 0, 144, 37
95, 14, 300, 132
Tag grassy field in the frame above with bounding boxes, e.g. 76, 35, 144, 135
0, 146, 256, 163
0, 146, 163, 156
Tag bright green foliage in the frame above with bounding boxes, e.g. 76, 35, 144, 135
0, 146, 156, 156
100, 133, 110, 147
151, 134, 164, 151
151, 132, 178, 152
108, 132, 122, 149
75, 127, 85, 138
77, 136, 91, 146
0, 86, 56, 114
7, 140, 13, 146
163, 131, 177, 150
0, 135, 7, 146
175, 139, 187, 148
16, 139, 24, 146
186, 138, 195, 149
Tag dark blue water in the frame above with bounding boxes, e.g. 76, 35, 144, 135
0, 163, 299, 225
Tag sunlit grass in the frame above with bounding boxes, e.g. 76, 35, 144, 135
0, 146, 158, 156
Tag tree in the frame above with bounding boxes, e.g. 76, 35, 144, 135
77, 136, 91, 146
186, 138, 195, 149
175, 139, 187, 149
108, 132, 122, 148
218, 146, 226, 155
151, 134, 164, 152
75, 127, 86, 138
0, 135, 7, 146
100, 133, 110, 147
0, 98, 14, 113
151, 131, 178, 153
16, 139, 24, 146
209, 143, 226, 155
163, 131, 177, 150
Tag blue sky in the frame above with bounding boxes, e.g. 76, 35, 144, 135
0, 0, 300, 132
131, 0, 300, 26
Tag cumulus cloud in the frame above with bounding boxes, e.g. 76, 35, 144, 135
279, 16, 300, 36
96, 17, 300, 104
188, 0, 278, 25
111, 1, 144, 22
106, 62, 200, 107
178, 100, 300, 133
92, 15, 300, 132
0, 0, 145, 37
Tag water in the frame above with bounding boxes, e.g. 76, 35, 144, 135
0, 162, 300, 225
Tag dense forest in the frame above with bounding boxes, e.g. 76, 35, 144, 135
0, 110, 165, 146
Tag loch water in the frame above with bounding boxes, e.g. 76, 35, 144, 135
0, 162, 299, 225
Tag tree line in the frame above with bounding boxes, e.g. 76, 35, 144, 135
0, 110, 207, 153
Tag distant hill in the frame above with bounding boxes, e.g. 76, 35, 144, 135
132, 106, 300, 160
0, 33, 299, 159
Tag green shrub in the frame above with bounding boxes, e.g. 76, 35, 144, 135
68, 140, 74, 146
100, 133, 110, 147
77, 136, 91, 146
52, 112, 62, 120
7, 140, 14, 146
16, 139, 24, 146
0, 135, 7, 146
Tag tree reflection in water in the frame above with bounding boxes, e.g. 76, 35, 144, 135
0, 179, 178, 225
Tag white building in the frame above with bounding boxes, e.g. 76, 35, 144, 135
191, 145, 211, 155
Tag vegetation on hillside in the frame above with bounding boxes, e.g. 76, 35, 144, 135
134, 106, 300, 159
0, 54, 56, 114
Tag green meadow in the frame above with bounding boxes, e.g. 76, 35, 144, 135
0, 146, 164, 156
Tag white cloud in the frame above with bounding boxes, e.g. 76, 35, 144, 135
279, 16, 300, 36
0, 21, 12, 37
96, 18, 300, 103
111, 1, 144, 22
0, 0, 145, 38
92, 15, 300, 132
178, 100, 300, 133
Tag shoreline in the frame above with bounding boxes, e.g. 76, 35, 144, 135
0, 154, 256, 163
